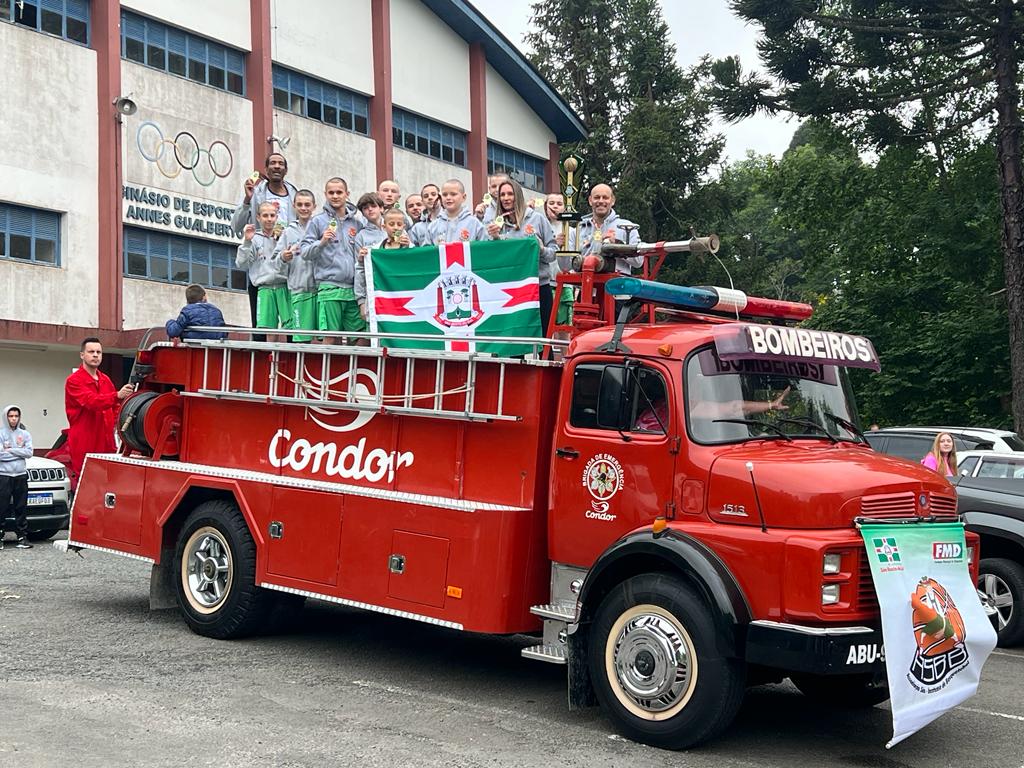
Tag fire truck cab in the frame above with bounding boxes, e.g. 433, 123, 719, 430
62, 272, 975, 750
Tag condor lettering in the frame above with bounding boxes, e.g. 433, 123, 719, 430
269, 429, 414, 483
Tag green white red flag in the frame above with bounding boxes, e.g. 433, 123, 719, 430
365, 239, 542, 355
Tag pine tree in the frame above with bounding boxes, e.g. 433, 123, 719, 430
526, 0, 620, 182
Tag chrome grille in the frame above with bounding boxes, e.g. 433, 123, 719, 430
28, 467, 66, 482
860, 491, 916, 518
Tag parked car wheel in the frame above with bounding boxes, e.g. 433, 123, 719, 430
978, 558, 1024, 647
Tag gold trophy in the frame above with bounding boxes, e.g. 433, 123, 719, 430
555, 153, 585, 265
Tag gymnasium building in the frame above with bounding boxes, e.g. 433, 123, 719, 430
0, 0, 584, 443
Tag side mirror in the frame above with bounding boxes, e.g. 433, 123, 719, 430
596, 366, 629, 430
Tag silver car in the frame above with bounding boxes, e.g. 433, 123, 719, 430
2, 456, 72, 542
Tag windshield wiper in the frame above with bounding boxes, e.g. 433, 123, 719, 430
823, 411, 866, 443
776, 418, 838, 443
713, 418, 793, 441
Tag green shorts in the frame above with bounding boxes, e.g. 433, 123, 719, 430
256, 284, 293, 329
290, 290, 318, 341
318, 284, 367, 334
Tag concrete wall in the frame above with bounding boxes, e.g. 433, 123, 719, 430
0, 348, 83, 447
0, 24, 98, 328
120, 0, 252, 51
391, 0, 470, 129
393, 149, 473, 206
485, 64, 555, 161
270, 0, 374, 96
272, 111, 376, 202
122, 277, 249, 331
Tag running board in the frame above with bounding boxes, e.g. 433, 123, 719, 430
521, 643, 567, 665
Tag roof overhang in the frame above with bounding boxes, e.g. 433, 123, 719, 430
420, 0, 588, 145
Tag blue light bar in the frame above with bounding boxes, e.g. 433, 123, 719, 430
606, 277, 745, 312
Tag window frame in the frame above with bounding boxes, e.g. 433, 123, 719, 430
0, 201, 61, 267
568, 361, 669, 435
393, 108, 467, 167
272, 64, 370, 137
120, 11, 245, 96
3, 0, 89, 45
122, 226, 246, 293
487, 141, 546, 192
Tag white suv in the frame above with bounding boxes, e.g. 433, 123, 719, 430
2, 456, 72, 542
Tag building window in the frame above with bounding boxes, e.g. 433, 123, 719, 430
0, 202, 60, 266
393, 108, 466, 167
488, 142, 546, 192
123, 227, 246, 292
120, 11, 245, 95
1, 0, 89, 45
272, 64, 369, 136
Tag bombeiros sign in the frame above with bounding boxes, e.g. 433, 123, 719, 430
714, 322, 881, 371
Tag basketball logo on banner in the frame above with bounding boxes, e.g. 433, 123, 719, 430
136, 121, 234, 187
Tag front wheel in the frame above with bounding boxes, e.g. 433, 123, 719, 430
588, 574, 746, 749
173, 500, 274, 639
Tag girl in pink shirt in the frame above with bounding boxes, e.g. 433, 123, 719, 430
921, 432, 958, 476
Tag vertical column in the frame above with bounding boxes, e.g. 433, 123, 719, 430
248, 0, 273, 169
546, 141, 560, 193
93, 0, 122, 331
370, 0, 393, 182
467, 42, 488, 204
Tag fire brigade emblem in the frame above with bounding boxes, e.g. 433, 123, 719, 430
582, 453, 624, 518
434, 274, 484, 327
907, 577, 969, 689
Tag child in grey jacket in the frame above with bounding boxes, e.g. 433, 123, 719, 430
0, 404, 34, 549
274, 189, 318, 341
236, 202, 292, 330
299, 177, 365, 339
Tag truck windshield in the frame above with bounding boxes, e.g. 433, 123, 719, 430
685, 347, 861, 444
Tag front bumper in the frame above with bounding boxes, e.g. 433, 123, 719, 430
4, 500, 70, 533
745, 620, 885, 674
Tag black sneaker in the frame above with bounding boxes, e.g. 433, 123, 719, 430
15, 538, 33, 549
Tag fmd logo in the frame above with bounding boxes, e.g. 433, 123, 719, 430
932, 542, 964, 561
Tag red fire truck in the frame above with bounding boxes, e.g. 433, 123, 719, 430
62, 244, 976, 749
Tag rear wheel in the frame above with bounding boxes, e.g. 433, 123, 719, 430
173, 500, 274, 639
978, 558, 1024, 647
790, 672, 889, 707
589, 574, 745, 749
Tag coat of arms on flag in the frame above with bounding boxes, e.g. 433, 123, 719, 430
365, 239, 543, 355
873, 536, 902, 564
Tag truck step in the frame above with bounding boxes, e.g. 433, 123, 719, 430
521, 643, 567, 665
529, 602, 575, 621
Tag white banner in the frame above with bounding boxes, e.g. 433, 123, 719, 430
861, 522, 997, 747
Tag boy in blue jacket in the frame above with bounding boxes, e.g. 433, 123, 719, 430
166, 284, 227, 340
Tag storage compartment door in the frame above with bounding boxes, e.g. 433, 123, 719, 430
266, 487, 343, 587
387, 530, 450, 609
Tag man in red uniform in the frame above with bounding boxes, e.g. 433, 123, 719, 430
65, 337, 133, 483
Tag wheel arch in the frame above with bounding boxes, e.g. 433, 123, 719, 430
576, 528, 751, 659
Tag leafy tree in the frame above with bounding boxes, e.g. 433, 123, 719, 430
710, 0, 1024, 431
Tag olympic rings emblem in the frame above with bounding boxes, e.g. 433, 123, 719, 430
136, 121, 234, 188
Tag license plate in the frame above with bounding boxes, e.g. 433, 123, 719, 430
27, 493, 53, 507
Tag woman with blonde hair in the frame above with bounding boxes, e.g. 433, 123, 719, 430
921, 432, 958, 476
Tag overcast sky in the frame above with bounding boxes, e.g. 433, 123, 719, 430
469, 0, 799, 163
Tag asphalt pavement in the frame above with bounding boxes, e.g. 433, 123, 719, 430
1, 533, 1021, 768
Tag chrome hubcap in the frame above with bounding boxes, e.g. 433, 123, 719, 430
979, 573, 1014, 631
612, 612, 692, 712
185, 530, 231, 611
